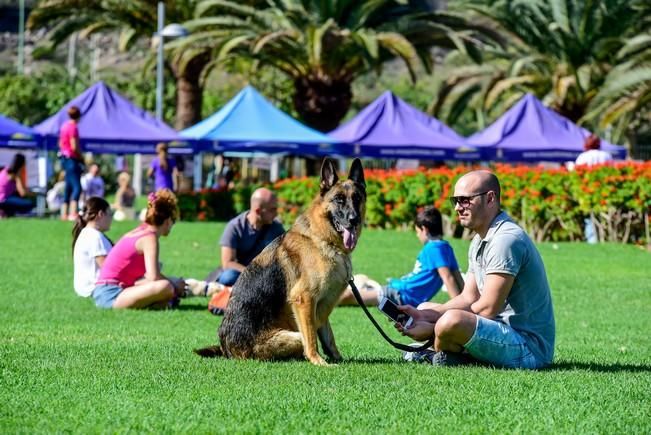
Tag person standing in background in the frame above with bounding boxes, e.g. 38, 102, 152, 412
575, 134, 613, 167
575, 135, 613, 243
147, 143, 178, 193
58, 106, 84, 221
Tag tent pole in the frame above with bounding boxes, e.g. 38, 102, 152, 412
36, 148, 48, 217
270, 155, 279, 182
133, 154, 143, 196
193, 152, 203, 190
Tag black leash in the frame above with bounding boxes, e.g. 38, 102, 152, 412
347, 277, 434, 353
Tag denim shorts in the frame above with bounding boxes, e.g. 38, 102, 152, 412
464, 316, 544, 369
92, 284, 122, 309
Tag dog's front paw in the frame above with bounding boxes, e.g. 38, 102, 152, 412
328, 353, 343, 363
307, 354, 330, 366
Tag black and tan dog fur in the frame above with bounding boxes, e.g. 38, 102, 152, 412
196, 158, 366, 366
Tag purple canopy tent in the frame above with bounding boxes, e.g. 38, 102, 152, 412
329, 91, 491, 160
467, 93, 627, 162
0, 114, 41, 149
34, 81, 193, 155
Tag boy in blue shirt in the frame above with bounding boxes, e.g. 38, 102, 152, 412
339, 206, 463, 306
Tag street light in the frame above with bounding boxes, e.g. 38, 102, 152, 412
133, 2, 189, 196
155, 2, 189, 121
17, 0, 25, 74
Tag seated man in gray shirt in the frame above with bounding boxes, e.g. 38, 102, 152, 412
217, 187, 285, 286
395, 170, 555, 369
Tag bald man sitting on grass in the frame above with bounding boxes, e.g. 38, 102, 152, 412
216, 188, 285, 286
396, 170, 555, 369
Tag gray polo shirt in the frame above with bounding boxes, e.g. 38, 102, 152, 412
220, 211, 285, 267
468, 212, 555, 364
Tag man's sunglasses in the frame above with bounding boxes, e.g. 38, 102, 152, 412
449, 191, 490, 208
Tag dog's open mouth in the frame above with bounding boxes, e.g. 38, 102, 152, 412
334, 222, 357, 250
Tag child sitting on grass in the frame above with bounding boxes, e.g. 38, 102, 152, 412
112, 171, 136, 221
72, 197, 113, 298
339, 206, 464, 307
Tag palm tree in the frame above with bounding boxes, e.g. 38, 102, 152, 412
583, 2, 651, 144
27, 0, 207, 129
432, 0, 647, 133
171, 0, 499, 131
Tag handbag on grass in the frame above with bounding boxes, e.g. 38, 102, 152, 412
208, 287, 232, 315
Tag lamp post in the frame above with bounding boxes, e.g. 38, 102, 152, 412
155, 3, 189, 121
134, 2, 188, 196
17, 0, 25, 74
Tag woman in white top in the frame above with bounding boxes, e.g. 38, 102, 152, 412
72, 197, 113, 297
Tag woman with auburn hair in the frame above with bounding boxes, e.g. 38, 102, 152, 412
91, 189, 185, 309
147, 142, 178, 192
575, 134, 613, 167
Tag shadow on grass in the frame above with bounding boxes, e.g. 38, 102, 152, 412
175, 304, 213, 312
545, 360, 651, 373
344, 356, 400, 364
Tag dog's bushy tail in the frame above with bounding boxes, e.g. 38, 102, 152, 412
193, 345, 223, 358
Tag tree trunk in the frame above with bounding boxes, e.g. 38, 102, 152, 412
554, 99, 586, 124
175, 75, 201, 130
293, 75, 352, 132
173, 54, 210, 130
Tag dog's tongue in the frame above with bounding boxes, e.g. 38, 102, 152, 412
343, 228, 357, 250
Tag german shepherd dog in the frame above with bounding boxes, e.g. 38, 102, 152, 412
196, 158, 366, 366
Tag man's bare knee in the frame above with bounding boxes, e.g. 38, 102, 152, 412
435, 310, 469, 338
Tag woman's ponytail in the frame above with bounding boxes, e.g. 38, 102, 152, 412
156, 142, 168, 171
71, 197, 111, 253
71, 214, 87, 253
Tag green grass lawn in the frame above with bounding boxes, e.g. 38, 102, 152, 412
1, 219, 650, 433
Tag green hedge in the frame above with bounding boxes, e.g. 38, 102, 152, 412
178, 162, 651, 244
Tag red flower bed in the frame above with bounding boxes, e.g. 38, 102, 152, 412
272, 162, 651, 243
177, 162, 651, 243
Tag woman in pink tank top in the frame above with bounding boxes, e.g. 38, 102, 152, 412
92, 189, 185, 309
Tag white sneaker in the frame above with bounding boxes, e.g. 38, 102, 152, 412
184, 279, 224, 297
205, 282, 225, 297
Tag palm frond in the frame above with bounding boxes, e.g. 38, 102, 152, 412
617, 34, 651, 59
195, 0, 257, 18
485, 75, 538, 108
216, 35, 255, 61
376, 32, 419, 82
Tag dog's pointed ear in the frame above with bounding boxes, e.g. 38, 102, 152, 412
320, 158, 339, 195
348, 158, 365, 189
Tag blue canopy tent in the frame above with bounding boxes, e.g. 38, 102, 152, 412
34, 81, 193, 155
329, 91, 492, 160
180, 85, 339, 155
0, 114, 42, 149
467, 93, 627, 162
